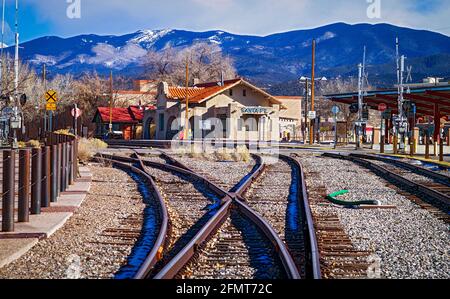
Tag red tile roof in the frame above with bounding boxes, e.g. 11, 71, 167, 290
95, 105, 155, 124
164, 78, 285, 107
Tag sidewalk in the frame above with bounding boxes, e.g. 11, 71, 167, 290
0, 166, 92, 269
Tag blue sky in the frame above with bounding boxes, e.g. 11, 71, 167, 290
1, 0, 449, 43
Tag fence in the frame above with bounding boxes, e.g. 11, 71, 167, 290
1, 133, 78, 232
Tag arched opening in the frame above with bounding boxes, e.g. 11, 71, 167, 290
144, 117, 156, 140
166, 116, 180, 140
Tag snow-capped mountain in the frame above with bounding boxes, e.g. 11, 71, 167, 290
6, 23, 450, 84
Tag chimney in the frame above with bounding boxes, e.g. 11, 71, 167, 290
220, 71, 224, 87
193, 78, 201, 86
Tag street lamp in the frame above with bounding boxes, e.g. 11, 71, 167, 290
299, 76, 327, 144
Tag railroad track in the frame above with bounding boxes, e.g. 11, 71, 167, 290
99, 151, 320, 279
239, 155, 317, 278
323, 153, 450, 219
153, 152, 320, 279
94, 155, 169, 279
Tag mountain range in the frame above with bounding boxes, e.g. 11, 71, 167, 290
5, 22, 450, 87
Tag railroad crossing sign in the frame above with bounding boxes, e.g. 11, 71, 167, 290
46, 102, 57, 111
45, 90, 58, 103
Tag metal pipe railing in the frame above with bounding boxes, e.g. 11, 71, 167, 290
1, 133, 78, 232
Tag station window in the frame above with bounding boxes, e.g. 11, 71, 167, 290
229, 89, 233, 96
243, 89, 247, 97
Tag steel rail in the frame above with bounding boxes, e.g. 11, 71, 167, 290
280, 154, 322, 280
95, 155, 169, 280
155, 152, 302, 279
349, 153, 450, 186
323, 152, 450, 213
101, 152, 304, 279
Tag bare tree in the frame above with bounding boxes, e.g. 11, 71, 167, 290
144, 42, 237, 85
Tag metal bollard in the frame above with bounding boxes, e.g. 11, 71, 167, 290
2, 150, 15, 232
64, 142, 70, 188
61, 142, 67, 192
31, 148, 42, 214
73, 138, 78, 179
57, 143, 62, 196
68, 141, 74, 185
18, 149, 31, 223
41, 146, 51, 208
50, 144, 58, 203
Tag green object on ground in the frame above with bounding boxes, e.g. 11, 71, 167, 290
326, 190, 379, 207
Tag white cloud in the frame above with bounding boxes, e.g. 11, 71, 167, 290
26, 0, 450, 37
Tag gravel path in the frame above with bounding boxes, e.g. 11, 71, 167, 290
0, 165, 147, 279
298, 152, 450, 279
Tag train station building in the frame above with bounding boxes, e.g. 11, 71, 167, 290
143, 78, 296, 142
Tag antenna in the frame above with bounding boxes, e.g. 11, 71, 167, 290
14, 0, 19, 103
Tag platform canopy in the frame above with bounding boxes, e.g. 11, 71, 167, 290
326, 85, 450, 118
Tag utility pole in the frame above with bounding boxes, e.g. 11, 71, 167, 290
184, 57, 189, 141
109, 70, 113, 135
12, 0, 19, 148
309, 39, 316, 145
0, 0, 5, 91
303, 79, 309, 144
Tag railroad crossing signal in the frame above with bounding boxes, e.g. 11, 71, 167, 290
45, 90, 58, 111
46, 102, 57, 111
45, 90, 58, 103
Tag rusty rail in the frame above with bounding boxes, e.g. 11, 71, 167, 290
323, 152, 450, 214
145, 152, 302, 279
349, 153, 450, 186
95, 155, 169, 280
280, 154, 322, 279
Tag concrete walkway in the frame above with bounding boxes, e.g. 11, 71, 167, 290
0, 166, 92, 269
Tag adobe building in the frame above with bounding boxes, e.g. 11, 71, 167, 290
275, 96, 303, 141
143, 78, 289, 141
113, 80, 158, 106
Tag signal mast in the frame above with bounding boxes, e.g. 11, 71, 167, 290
395, 37, 410, 153
356, 46, 369, 149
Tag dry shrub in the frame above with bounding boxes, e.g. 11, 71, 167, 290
78, 138, 108, 162
27, 140, 42, 149
55, 129, 75, 137
236, 145, 251, 162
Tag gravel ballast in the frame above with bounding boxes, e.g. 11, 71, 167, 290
0, 165, 147, 279
298, 152, 449, 279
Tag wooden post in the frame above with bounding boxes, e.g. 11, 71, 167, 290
425, 132, 430, 160
393, 135, 398, 155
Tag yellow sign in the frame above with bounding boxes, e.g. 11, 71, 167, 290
45, 90, 58, 103
46, 102, 57, 111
